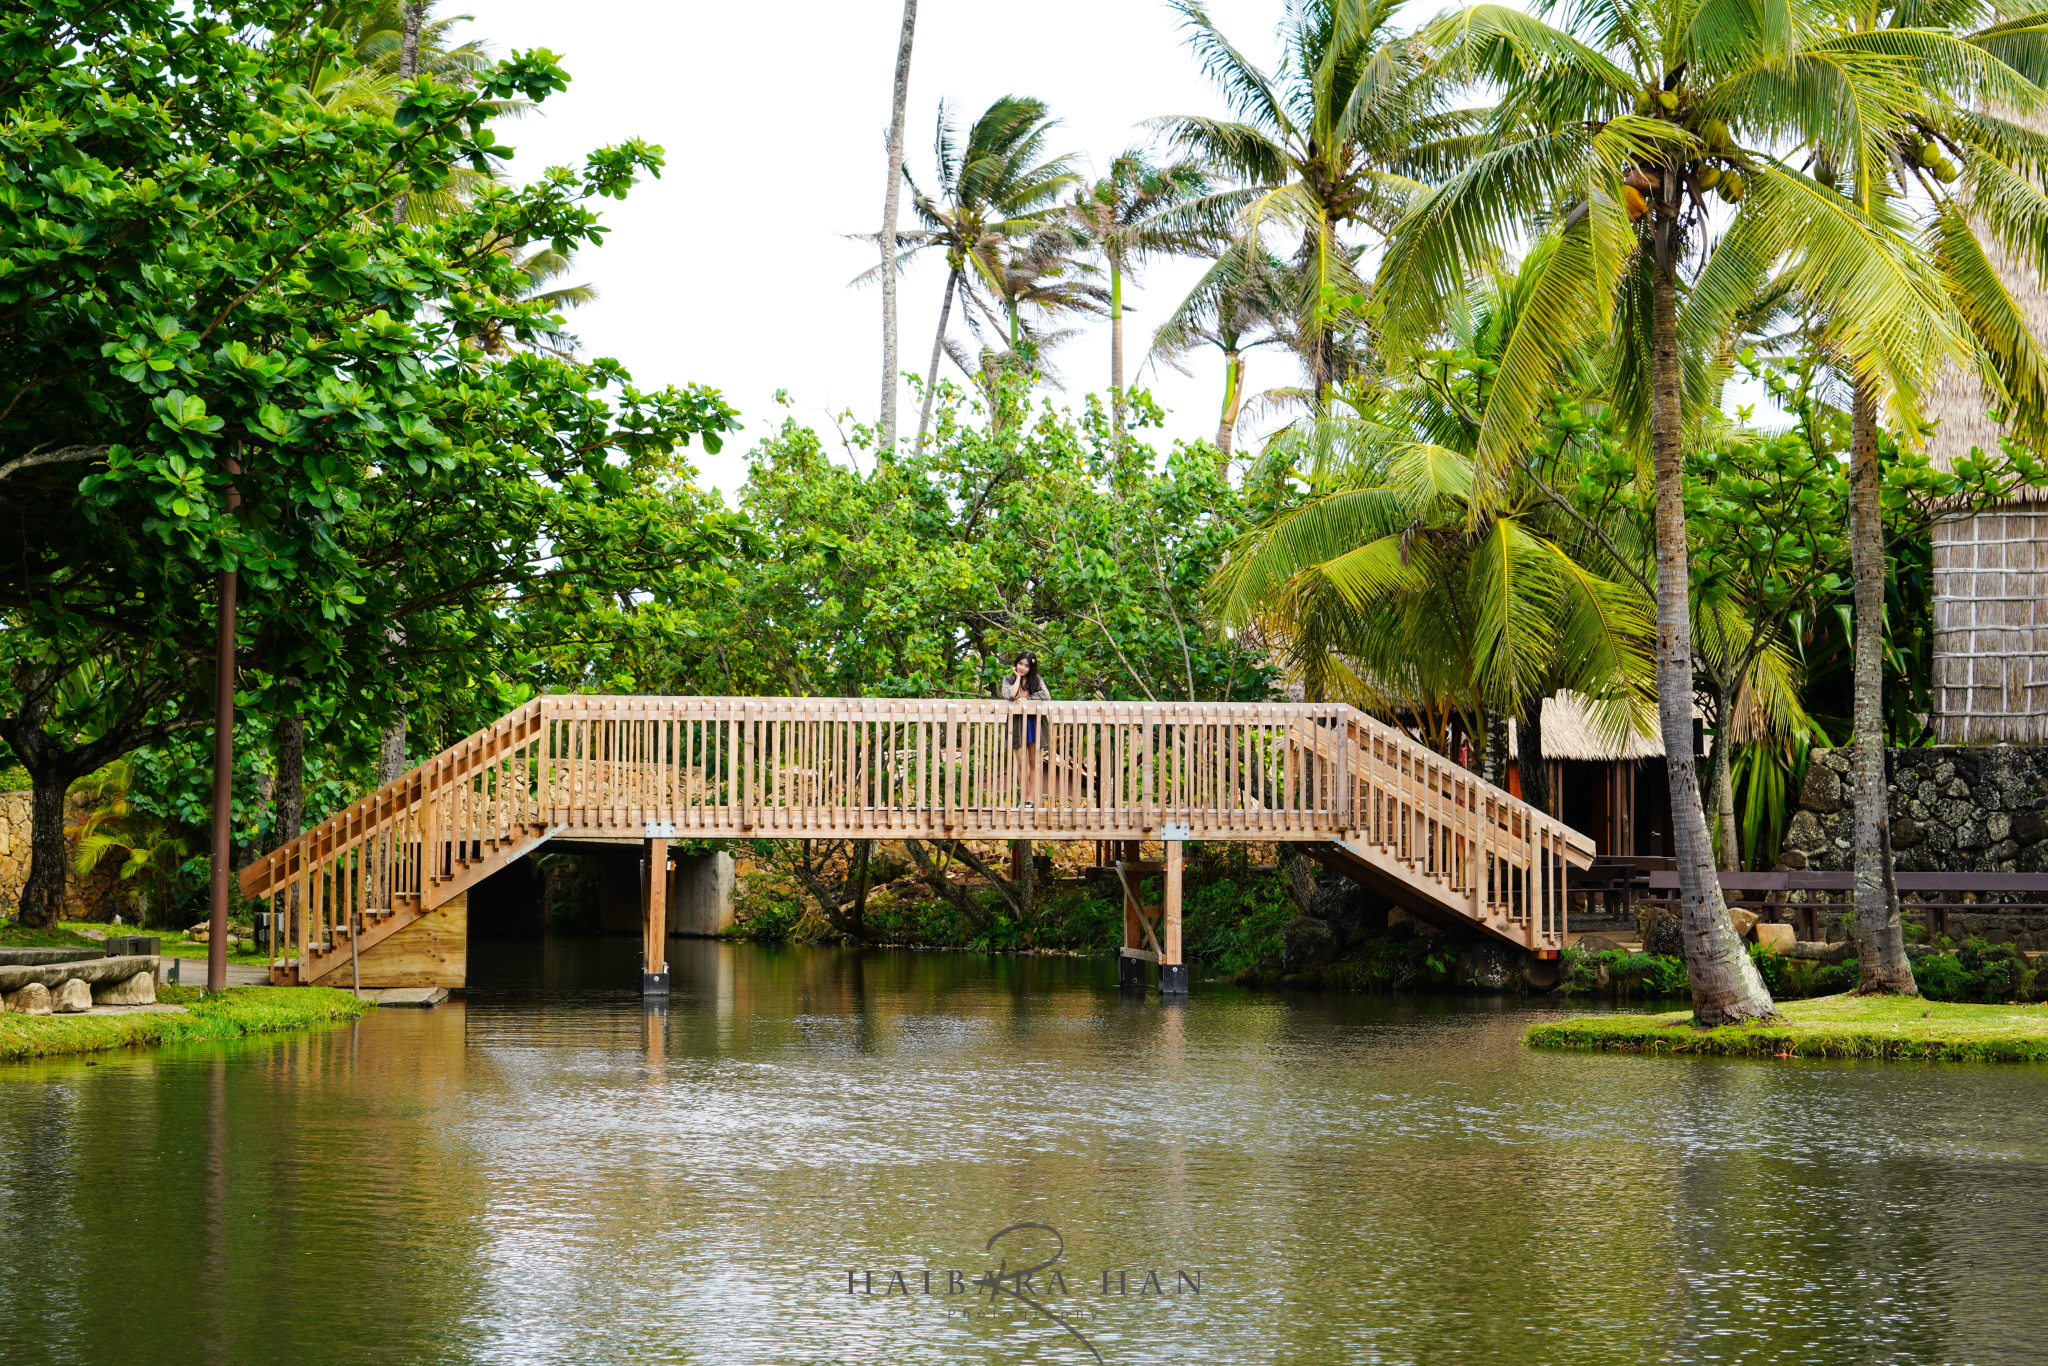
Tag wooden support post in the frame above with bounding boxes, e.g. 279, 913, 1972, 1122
1117, 839, 1146, 991
1159, 839, 1187, 995
642, 836, 669, 995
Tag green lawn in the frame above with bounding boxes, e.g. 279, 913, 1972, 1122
0, 919, 271, 964
1526, 994, 2048, 1062
0, 985, 370, 1063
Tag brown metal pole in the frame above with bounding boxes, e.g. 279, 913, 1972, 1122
206, 468, 241, 994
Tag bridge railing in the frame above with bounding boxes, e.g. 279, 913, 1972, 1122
243, 695, 1596, 958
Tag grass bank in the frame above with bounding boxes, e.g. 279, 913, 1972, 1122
1526, 994, 2048, 1062
0, 985, 371, 1063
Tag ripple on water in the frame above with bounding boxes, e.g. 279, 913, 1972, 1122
0, 941, 2040, 1365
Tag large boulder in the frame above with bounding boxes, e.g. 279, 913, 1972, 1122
1754, 922, 1796, 954
50, 979, 91, 1013
93, 970, 156, 1006
5, 983, 51, 1016
1641, 906, 1683, 957
1455, 940, 1516, 991
1307, 875, 1389, 944
1281, 915, 1337, 974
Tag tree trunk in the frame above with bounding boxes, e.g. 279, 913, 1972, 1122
904, 838, 993, 930
1849, 379, 1918, 993
1716, 741, 1740, 871
1515, 694, 1550, 815
390, 2, 425, 224
877, 0, 917, 453
1110, 258, 1126, 439
19, 770, 74, 930
273, 716, 305, 848
377, 708, 408, 788
914, 268, 958, 450
1281, 847, 1315, 913
1649, 238, 1775, 1024
1481, 709, 1509, 787
1217, 348, 1243, 476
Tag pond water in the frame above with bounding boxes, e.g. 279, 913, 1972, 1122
0, 939, 2043, 1365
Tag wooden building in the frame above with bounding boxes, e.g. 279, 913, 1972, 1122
1923, 153, 2048, 743
1508, 692, 1676, 859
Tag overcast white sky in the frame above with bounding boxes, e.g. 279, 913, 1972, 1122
465, 0, 1298, 497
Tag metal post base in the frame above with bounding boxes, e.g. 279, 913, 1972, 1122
641, 971, 670, 996
1157, 963, 1189, 996
1118, 955, 1148, 991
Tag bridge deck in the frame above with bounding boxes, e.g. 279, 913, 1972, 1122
241, 696, 1595, 986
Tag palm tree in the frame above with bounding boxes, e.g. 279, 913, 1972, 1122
1066, 150, 1213, 432
1152, 0, 1483, 399
1801, 2, 2048, 994
1378, 0, 1967, 1022
1213, 250, 1656, 786
878, 0, 919, 454
1151, 236, 1297, 469
902, 97, 1081, 448
469, 246, 596, 357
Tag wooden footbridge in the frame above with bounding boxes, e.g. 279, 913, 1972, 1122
240, 696, 1595, 995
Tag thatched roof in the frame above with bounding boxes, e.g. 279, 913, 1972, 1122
1509, 690, 1665, 761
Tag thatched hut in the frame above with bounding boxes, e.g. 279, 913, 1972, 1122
1508, 691, 1680, 857
1924, 193, 2048, 742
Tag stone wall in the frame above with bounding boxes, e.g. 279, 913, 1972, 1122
0, 790, 120, 921
1779, 746, 2048, 946
1781, 746, 2048, 874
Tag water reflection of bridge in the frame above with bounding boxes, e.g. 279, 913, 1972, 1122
241, 697, 1593, 997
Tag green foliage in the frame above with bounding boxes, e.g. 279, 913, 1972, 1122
551, 380, 1276, 702
1913, 939, 2033, 1003
1559, 948, 1694, 998
0, 0, 746, 927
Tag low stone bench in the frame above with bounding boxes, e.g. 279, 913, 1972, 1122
0, 955, 161, 1015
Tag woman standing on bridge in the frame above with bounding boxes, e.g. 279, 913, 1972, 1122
1001, 653, 1052, 807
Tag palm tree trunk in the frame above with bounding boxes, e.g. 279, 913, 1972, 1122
877, 0, 917, 453
1217, 348, 1243, 476
1110, 257, 1126, 437
1849, 378, 1918, 993
390, 2, 425, 224
1650, 240, 1775, 1024
914, 268, 958, 450
1712, 732, 1740, 871
1515, 693, 1551, 815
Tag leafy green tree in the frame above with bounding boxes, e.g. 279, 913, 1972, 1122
0, 0, 734, 926
1379, 0, 1967, 1022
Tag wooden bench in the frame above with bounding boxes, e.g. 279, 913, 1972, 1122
1637, 870, 2048, 941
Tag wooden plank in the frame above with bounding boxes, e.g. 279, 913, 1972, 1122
1164, 840, 1183, 968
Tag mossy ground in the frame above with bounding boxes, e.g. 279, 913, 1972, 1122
1526, 994, 2048, 1062
0, 985, 370, 1063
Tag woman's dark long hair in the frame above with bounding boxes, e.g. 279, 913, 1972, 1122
1012, 652, 1045, 695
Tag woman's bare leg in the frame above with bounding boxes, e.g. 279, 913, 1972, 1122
1024, 744, 1041, 805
